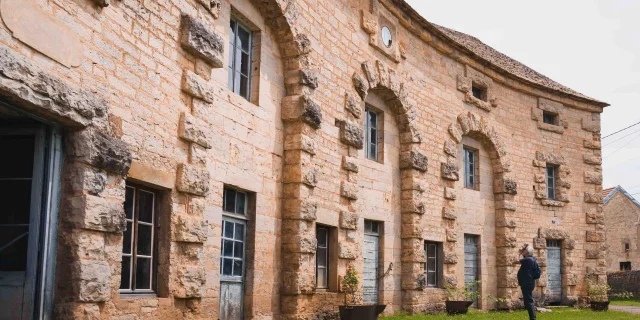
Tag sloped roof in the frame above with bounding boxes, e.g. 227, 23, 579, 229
394, 0, 609, 107
602, 187, 616, 199
604, 185, 640, 209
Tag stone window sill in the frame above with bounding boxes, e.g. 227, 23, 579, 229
541, 199, 565, 207
119, 293, 158, 299
537, 122, 565, 134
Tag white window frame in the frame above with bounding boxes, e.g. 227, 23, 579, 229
365, 107, 380, 162
120, 185, 156, 294
228, 17, 253, 101
463, 147, 478, 190
546, 165, 557, 200
316, 226, 329, 289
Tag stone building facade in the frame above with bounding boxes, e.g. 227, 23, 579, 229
603, 186, 640, 272
0, 0, 609, 319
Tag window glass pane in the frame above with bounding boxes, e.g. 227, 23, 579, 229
135, 257, 151, 290
234, 224, 244, 241
238, 26, 250, 52
229, 19, 236, 46
224, 189, 236, 213
317, 228, 327, 246
317, 268, 327, 288
222, 258, 233, 275
123, 221, 132, 254
233, 242, 243, 259
239, 75, 249, 99
428, 258, 436, 271
317, 248, 327, 266
369, 111, 377, 129
120, 256, 131, 289
240, 53, 250, 76
137, 224, 153, 256
364, 220, 371, 233
233, 259, 243, 276
427, 244, 435, 258
138, 190, 154, 223
369, 127, 377, 145
372, 221, 378, 234
236, 192, 246, 215
223, 239, 234, 257
427, 272, 436, 286
224, 221, 234, 238
125, 187, 134, 219
369, 143, 377, 160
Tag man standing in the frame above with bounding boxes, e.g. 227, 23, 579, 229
517, 243, 537, 320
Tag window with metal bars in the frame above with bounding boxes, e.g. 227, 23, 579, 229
543, 111, 557, 125
316, 226, 329, 288
228, 17, 252, 101
120, 184, 157, 293
471, 84, 486, 101
365, 107, 381, 162
424, 241, 442, 287
546, 165, 557, 200
464, 147, 479, 190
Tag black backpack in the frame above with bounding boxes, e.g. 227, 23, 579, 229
530, 259, 541, 280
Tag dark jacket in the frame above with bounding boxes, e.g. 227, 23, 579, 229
517, 256, 536, 288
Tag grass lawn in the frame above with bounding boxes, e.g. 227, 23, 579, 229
381, 308, 638, 320
610, 299, 640, 307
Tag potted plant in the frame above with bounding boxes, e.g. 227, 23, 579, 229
444, 280, 481, 315
585, 275, 610, 311
338, 264, 386, 320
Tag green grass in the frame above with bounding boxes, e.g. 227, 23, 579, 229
610, 299, 640, 307
381, 308, 638, 320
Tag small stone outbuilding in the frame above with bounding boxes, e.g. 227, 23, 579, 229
0, 0, 609, 319
603, 186, 640, 272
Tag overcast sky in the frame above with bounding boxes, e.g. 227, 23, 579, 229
405, 0, 640, 194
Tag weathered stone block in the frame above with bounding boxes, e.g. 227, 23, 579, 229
584, 171, 603, 184
584, 139, 601, 149
446, 229, 457, 242
533, 237, 546, 249
444, 187, 457, 200
586, 231, 604, 242
586, 211, 605, 224
361, 10, 377, 34
0, 44, 108, 128
179, 112, 210, 148
444, 253, 457, 264
584, 155, 602, 165
284, 235, 317, 253
340, 181, 358, 200
442, 207, 457, 220
538, 228, 569, 240
342, 156, 359, 172
283, 199, 317, 221
72, 260, 110, 302
340, 211, 358, 230
282, 271, 314, 295
564, 239, 576, 250
535, 151, 566, 165
172, 214, 207, 243
444, 141, 457, 157
180, 15, 224, 67
441, 162, 459, 181
400, 151, 428, 172
338, 119, 364, 149
70, 194, 126, 233
284, 134, 316, 155
345, 93, 363, 119
352, 72, 369, 100
196, 0, 221, 18
584, 192, 603, 204
176, 164, 210, 196
401, 199, 426, 214
173, 266, 205, 298
495, 176, 518, 195
66, 165, 107, 196
339, 242, 357, 259
66, 129, 132, 176
582, 118, 600, 133
586, 250, 604, 259
282, 95, 322, 129
182, 70, 214, 103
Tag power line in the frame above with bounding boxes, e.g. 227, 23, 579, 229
602, 121, 640, 139
603, 131, 640, 159
603, 128, 640, 146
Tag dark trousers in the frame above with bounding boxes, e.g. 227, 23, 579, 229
521, 286, 536, 320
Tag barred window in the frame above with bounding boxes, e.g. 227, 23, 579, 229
424, 241, 442, 287
120, 184, 157, 293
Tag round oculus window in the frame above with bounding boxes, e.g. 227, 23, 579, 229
381, 26, 392, 48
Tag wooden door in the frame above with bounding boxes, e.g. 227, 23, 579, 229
546, 240, 562, 303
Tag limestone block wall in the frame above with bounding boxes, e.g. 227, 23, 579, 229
604, 192, 640, 272
0, 0, 608, 318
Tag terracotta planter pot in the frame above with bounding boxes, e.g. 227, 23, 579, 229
338, 305, 386, 320
445, 301, 473, 315
590, 301, 609, 311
